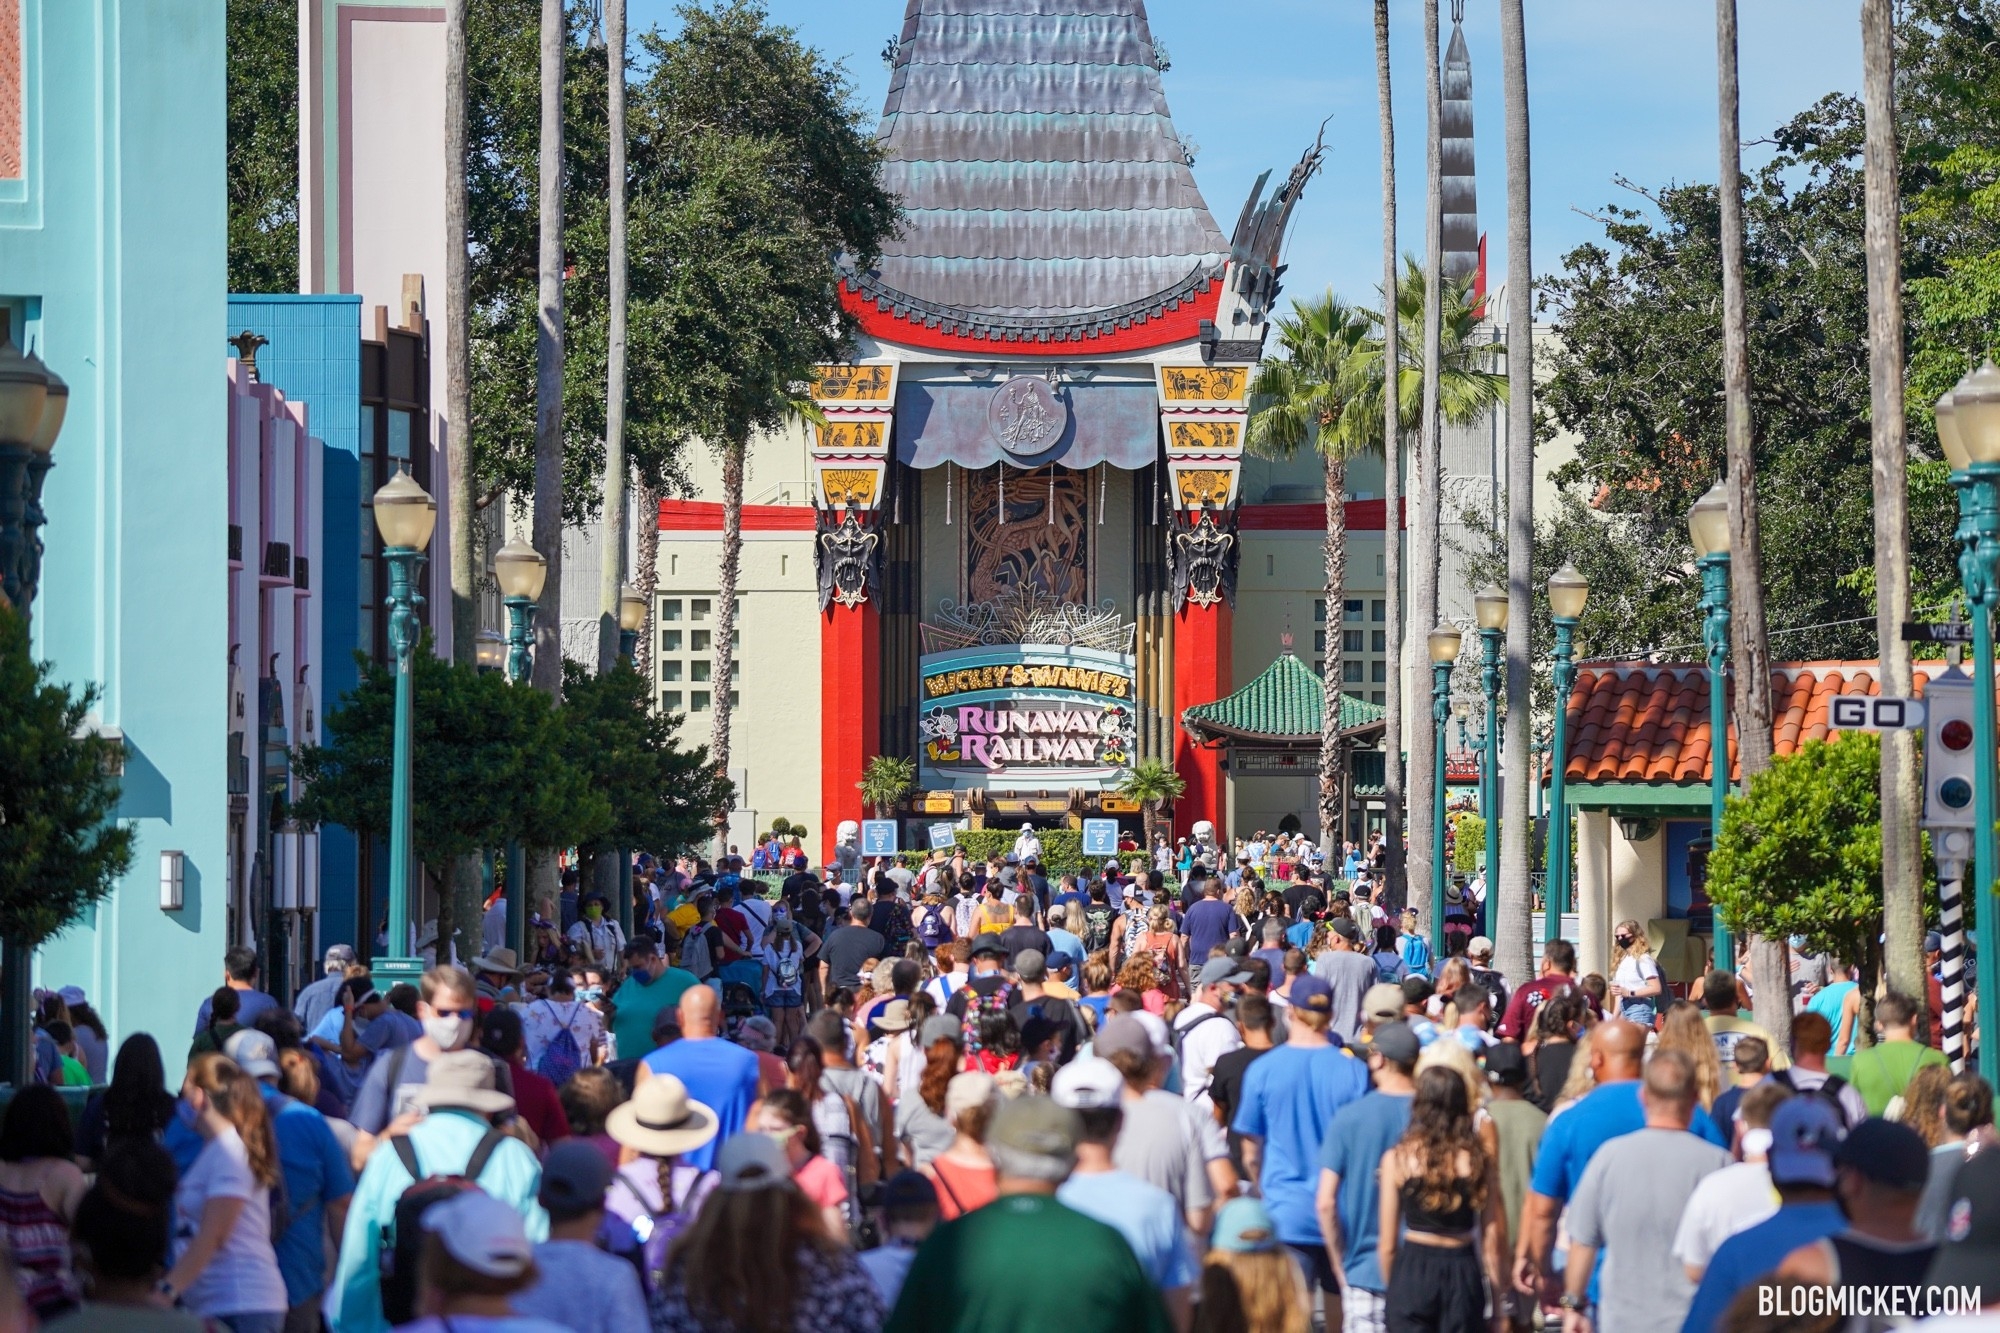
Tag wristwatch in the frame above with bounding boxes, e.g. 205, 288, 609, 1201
1558, 1293, 1588, 1312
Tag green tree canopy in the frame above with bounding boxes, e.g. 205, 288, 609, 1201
0, 606, 136, 946
225, 0, 299, 292
291, 641, 611, 864
559, 659, 731, 855
859, 755, 915, 820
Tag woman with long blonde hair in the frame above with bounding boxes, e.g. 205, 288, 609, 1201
1138, 902, 1185, 1002
162, 1054, 287, 1330
1377, 1068, 1508, 1332
1656, 1001, 1724, 1112
1608, 919, 1664, 1029
1191, 1198, 1311, 1333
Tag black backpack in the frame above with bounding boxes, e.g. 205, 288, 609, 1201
1772, 1069, 1854, 1123
378, 1127, 510, 1325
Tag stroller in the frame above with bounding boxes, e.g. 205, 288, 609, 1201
721, 979, 764, 1040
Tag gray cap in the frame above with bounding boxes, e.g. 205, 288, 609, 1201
920, 1014, 962, 1048
1013, 948, 1048, 982
987, 1094, 1081, 1167
1194, 956, 1252, 988
1369, 1021, 1421, 1066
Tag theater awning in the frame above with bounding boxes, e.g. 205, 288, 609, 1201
894, 380, 1160, 471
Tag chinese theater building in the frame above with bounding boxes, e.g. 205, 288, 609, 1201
654, 0, 1395, 854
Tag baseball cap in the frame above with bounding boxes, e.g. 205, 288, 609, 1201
223, 1029, 280, 1081
1287, 974, 1334, 1014
945, 1072, 998, 1121
1331, 917, 1362, 942
1362, 982, 1406, 1023
1094, 1015, 1155, 1063
1212, 1197, 1281, 1253
1133, 1011, 1173, 1061
1768, 1097, 1846, 1187
1052, 1056, 1124, 1110
1369, 1020, 1421, 1066
56, 985, 86, 1008
1925, 930, 1944, 954
1045, 950, 1074, 972
539, 1140, 613, 1217
715, 1132, 793, 1192
1014, 949, 1048, 982
986, 1094, 1081, 1170
1927, 1147, 2000, 1292
421, 1189, 534, 1278
1835, 1119, 1930, 1192
920, 1014, 961, 1048
1467, 935, 1495, 959
1484, 1041, 1530, 1089
1194, 956, 1252, 988
881, 1170, 939, 1214
1222, 937, 1251, 960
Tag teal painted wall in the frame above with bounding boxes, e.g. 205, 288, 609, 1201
2, 2, 230, 1076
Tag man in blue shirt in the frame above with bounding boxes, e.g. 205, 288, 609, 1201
1514, 1019, 1727, 1304
1315, 1021, 1418, 1332
637, 983, 759, 1171
1680, 1097, 1847, 1333
193, 944, 281, 1034
1182, 878, 1242, 966
1233, 975, 1370, 1306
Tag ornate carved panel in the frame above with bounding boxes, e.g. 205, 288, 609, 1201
961, 466, 1090, 605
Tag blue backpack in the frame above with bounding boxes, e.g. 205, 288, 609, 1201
534, 1001, 585, 1086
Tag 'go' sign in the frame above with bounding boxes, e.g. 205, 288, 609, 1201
1829, 696, 1927, 731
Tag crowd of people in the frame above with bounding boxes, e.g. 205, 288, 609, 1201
5, 843, 1997, 1333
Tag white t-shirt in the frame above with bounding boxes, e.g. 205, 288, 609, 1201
762, 942, 807, 998
521, 998, 604, 1071
1671, 1159, 1777, 1274
173, 1126, 288, 1317
1172, 1003, 1242, 1108
1613, 955, 1662, 992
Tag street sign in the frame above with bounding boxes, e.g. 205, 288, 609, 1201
860, 820, 899, 856
1830, 696, 1927, 731
928, 822, 956, 850
1904, 621, 1974, 645
1081, 818, 1119, 857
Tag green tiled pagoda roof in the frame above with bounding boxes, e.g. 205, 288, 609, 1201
1182, 652, 1387, 744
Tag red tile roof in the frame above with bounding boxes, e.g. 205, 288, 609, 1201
1563, 659, 1956, 784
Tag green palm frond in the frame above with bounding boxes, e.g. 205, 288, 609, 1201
1248, 292, 1377, 464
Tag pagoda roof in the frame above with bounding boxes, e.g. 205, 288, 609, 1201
1183, 652, 1387, 746
844, 0, 1230, 351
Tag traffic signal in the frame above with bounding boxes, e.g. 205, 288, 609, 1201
1922, 666, 1978, 830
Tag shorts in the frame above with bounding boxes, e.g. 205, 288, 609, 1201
766, 989, 803, 1009
1341, 1287, 1388, 1333
1384, 1242, 1486, 1333
1287, 1240, 1340, 1293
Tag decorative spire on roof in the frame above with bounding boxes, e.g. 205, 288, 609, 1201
1441, 0, 1479, 281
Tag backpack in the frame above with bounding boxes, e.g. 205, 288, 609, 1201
916, 902, 952, 950
1773, 1069, 1854, 1123
379, 1127, 509, 1325
1080, 905, 1116, 955
1171, 1009, 1228, 1075
771, 943, 804, 991
961, 981, 1016, 1063
534, 1000, 585, 1086
680, 925, 714, 980
620, 1165, 716, 1288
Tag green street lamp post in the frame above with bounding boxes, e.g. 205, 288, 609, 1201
1428, 625, 1463, 962
1688, 480, 1736, 971
493, 537, 548, 964
0, 332, 68, 1087
1474, 584, 1508, 923
1943, 362, 2000, 1086
1545, 562, 1589, 943
372, 468, 437, 990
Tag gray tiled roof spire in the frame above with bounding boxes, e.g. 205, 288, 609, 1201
859, 0, 1230, 323
1441, 0, 1479, 281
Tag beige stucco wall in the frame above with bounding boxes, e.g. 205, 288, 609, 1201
1574, 809, 1670, 977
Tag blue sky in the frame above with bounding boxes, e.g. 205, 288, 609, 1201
625, 1, 1863, 305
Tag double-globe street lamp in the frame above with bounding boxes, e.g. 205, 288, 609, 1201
1940, 361, 2000, 1085
0, 332, 70, 1086
1474, 584, 1508, 930
1545, 562, 1589, 943
493, 537, 549, 962
1688, 480, 1736, 971
1428, 625, 1463, 961
371, 468, 437, 989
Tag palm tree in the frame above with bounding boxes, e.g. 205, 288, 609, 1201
1409, 0, 1447, 935
1714, 0, 1787, 1047
1248, 294, 1375, 853
530, 0, 565, 696
860, 755, 916, 821
1496, 0, 1536, 984
596, 0, 631, 675
1373, 0, 1405, 908
1117, 759, 1187, 860
1859, 0, 1921, 1001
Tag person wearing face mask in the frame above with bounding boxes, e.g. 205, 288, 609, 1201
609, 936, 698, 1063
566, 896, 626, 970
344, 967, 512, 1154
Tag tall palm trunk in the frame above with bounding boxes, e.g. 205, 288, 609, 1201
1320, 451, 1349, 852
443, 0, 484, 968
1715, 0, 1788, 1047
1861, 0, 1921, 1004
634, 476, 659, 682
1407, 0, 1447, 931
530, 0, 565, 698
1496, 0, 1534, 982
596, 0, 630, 677
1375, 0, 1405, 907
710, 436, 746, 848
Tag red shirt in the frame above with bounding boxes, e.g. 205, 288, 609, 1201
1500, 974, 1580, 1040
507, 1059, 570, 1147
714, 907, 753, 961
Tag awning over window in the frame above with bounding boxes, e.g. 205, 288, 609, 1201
893, 381, 1160, 471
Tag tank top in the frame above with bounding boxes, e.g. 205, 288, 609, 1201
0, 1186, 77, 1319
926, 1154, 998, 1221
1399, 1174, 1477, 1236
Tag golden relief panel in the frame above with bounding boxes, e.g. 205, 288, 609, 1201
1158, 366, 1249, 402
815, 419, 887, 452
1173, 467, 1237, 509
811, 364, 895, 403
818, 467, 881, 509
1167, 420, 1241, 453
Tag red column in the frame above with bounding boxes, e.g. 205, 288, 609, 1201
820, 600, 880, 864
1173, 600, 1232, 838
